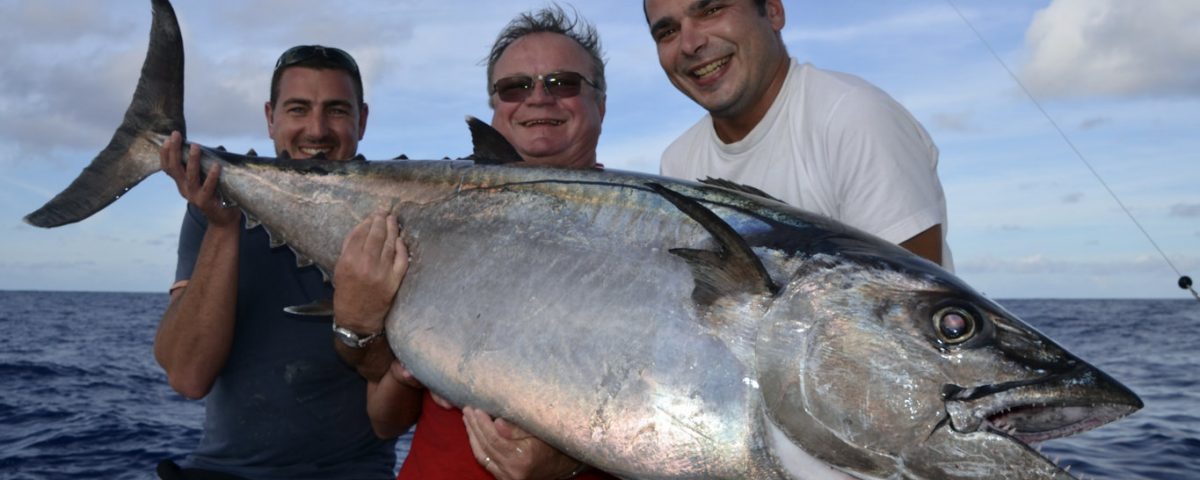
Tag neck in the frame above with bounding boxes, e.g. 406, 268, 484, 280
712, 55, 790, 143
525, 152, 597, 170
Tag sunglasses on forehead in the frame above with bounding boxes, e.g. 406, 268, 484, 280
274, 45, 360, 74
491, 71, 598, 103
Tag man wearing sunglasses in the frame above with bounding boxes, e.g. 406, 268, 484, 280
645, 0, 953, 269
330, 6, 614, 480
155, 45, 419, 479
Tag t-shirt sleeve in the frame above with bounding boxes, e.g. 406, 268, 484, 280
173, 204, 209, 285
824, 88, 946, 245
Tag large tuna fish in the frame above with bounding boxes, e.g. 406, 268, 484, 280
26, 1, 1142, 478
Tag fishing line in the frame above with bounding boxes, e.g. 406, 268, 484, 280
943, 0, 1197, 301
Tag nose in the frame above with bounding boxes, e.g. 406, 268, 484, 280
525, 79, 555, 105
303, 112, 331, 138
679, 21, 707, 56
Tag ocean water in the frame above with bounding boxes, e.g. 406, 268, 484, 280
0, 292, 1196, 479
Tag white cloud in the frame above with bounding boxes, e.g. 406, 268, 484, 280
1021, 0, 1200, 98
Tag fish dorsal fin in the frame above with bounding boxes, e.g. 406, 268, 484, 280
648, 183, 779, 305
466, 116, 523, 165
698, 177, 782, 203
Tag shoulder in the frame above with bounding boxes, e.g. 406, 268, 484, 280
661, 116, 714, 174
788, 63, 901, 115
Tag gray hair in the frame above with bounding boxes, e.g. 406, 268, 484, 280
486, 4, 606, 105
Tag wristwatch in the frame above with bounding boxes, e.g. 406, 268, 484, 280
332, 322, 382, 348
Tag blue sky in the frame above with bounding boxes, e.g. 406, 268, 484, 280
1, 0, 1197, 298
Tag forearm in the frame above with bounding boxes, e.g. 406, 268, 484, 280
899, 224, 942, 266
366, 371, 423, 438
154, 223, 240, 399
334, 337, 394, 381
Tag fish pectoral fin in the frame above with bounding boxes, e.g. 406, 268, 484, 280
648, 182, 779, 305
698, 177, 783, 203
465, 116, 524, 165
283, 298, 333, 317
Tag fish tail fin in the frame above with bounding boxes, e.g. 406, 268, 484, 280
24, 0, 185, 228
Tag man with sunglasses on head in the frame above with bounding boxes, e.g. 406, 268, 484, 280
332, 6, 614, 480
154, 45, 420, 479
645, 0, 953, 269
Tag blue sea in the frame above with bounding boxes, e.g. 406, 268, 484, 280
0, 292, 1196, 479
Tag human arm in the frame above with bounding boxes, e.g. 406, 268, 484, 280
332, 212, 408, 380
365, 360, 424, 438
899, 224, 942, 265
332, 212, 424, 438
463, 407, 591, 480
153, 131, 245, 399
826, 88, 950, 268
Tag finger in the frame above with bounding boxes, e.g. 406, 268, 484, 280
430, 391, 454, 409
493, 416, 532, 441
160, 131, 179, 177
162, 133, 189, 192
390, 361, 425, 389
466, 407, 507, 446
184, 142, 202, 194
463, 408, 495, 469
199, 162, 222, 205
379, 214, 400, 264
363, 212, 388, 256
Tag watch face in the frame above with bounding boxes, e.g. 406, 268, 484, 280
334, 325, 367, 347
333, 324, 380, 348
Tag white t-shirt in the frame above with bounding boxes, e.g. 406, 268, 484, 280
661, 60, 953, 270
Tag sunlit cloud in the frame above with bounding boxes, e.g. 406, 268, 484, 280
1021, 0, 1200, 98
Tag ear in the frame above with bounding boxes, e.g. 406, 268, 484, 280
358, 102, 369, 140
767, 0, 785, 31
264, 101, 276, 136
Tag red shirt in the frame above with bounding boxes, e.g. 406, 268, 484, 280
397, 392, 615, 479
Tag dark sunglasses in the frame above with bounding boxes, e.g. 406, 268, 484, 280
491, 71, 598, 103
274, 45, 360, 74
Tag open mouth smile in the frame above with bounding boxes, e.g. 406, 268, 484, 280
520, 119, 564, 127
691, 57, 730, 79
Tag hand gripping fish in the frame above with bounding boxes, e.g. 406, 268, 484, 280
25, 1, 1142, 478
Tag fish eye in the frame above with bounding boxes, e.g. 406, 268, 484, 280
933, 306, 976, 344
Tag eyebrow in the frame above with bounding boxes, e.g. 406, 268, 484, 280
649, 0, 719, 34
689, 0, 719, 15
279, 98, 356, 109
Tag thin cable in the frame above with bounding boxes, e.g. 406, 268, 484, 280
944, 0, 1192, 290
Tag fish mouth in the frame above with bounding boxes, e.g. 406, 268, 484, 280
941, 366, 1142, 445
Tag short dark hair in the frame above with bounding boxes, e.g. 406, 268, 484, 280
486, 5, 606, 105
269, 45, 364, 107
642, 0, 769, 23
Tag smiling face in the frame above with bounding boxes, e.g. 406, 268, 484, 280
265, 67, 368, 161
489, 32, 605, 169
646, 0, 788, 141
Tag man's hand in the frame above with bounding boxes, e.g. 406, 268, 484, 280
160, 131, 240, 228
332, 212, 408, 379
464, 406, 586, 480
333, 212, 408, 334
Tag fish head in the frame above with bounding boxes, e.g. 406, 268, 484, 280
755, 252, 1142, 479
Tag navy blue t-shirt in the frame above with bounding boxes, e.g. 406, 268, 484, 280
174, 205, 395, 479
